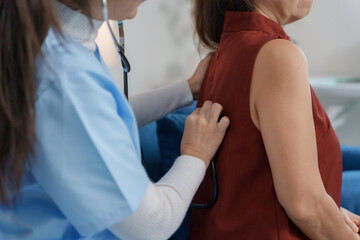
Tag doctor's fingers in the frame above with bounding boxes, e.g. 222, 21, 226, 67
209, 103, 224, 124
192, 108, 201, 115
199, 100, 213, 119
198, 52, 214, 69
218, 116, 230, 131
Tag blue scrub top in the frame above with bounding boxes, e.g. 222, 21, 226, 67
0, 30, 150, 239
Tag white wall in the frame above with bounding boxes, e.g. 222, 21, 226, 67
285, 0, 360, 77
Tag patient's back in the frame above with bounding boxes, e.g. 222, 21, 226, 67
190, 11, 342, 240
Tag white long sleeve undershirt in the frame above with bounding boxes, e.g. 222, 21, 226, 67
109, 156, 205, 240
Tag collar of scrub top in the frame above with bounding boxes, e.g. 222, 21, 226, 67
102, 0, 131, 99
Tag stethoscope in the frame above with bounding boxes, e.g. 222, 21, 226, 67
101, 0, 217, 209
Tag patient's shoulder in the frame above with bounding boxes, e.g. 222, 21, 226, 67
250, 39, 310, 129
251, 38, 309, 92
254, 39, 308, 80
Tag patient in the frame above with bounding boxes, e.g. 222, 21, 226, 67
190, 0, 360, 239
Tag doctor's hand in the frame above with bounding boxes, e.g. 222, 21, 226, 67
187, 53, 214, 100
181, 101, 230, 168
341, 207, 360, 234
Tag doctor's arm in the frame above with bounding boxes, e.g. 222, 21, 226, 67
34, 68, 228, 238
251, 39, 360, 240
129, 54, 213, 127
110, 101, 229, 240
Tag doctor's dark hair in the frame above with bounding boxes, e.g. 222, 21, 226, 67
0, 0, 90, 204
193, 0, 255, 49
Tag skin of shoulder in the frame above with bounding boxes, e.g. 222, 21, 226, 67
249, 38, 328, 211
250, 38, 309, 131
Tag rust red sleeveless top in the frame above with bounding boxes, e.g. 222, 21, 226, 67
190, 11, 343, 240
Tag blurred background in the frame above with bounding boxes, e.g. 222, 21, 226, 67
96, 0, 360, 146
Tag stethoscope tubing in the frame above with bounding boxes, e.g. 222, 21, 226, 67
102, 0, 130, 98
190, 160, 218, 208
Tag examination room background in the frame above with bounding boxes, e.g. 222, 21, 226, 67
96, 0, 360, 146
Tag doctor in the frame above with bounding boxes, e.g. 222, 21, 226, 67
0, 0, 230, 239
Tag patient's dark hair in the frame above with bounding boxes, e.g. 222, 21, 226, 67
0, 0, 90, 205
193, 0, 255, 49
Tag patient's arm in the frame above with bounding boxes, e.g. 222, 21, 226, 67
250, 39, 360, 240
